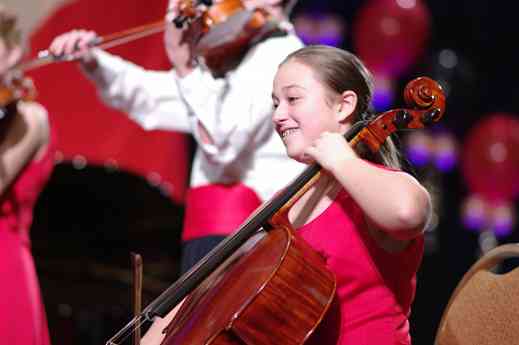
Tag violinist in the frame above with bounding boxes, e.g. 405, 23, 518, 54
0, 5, 54, 345
47, 0, 305, 274
270, 45, 431, 344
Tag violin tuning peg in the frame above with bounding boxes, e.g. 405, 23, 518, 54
173, 15, 188, 28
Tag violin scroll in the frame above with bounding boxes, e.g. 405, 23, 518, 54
173, 0, 204, 28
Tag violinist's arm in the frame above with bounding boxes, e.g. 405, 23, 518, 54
83, 49, 193, 132
140, 299, 185, 345
48, 29, 193, 132
0, 102, 49, 195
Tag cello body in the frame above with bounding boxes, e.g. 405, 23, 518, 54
162, 224, 336, 345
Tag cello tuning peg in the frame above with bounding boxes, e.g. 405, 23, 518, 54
421, 108, 441, 126
393, 110, 412, 129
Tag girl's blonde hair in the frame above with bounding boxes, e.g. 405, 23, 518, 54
0, 6, 21, 49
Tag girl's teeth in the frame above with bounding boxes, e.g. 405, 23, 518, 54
283, 129, 296, 138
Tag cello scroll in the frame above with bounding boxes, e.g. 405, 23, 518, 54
350, 76, 445, 153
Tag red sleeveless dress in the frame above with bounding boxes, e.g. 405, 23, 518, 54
0, 121, 55, 345
298, 189, 424, 345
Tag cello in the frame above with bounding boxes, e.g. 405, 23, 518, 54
106, 76, 446, 345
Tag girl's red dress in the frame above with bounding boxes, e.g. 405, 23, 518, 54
0, 120, 55, 345
299, 188, 424, 345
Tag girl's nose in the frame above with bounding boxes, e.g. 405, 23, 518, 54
272, 103, 288, 124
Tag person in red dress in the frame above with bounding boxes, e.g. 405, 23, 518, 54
0, 6, 54, 345
271, 45, 431, 344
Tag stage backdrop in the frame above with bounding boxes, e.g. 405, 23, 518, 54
24, 0, 189, 204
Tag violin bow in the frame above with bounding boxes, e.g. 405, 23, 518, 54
19, 20, 167, 72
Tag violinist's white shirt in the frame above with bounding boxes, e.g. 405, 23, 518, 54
84, 32, 306, 200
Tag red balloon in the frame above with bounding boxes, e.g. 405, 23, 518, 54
462, 114, 519, 203
353, 0, 431, 77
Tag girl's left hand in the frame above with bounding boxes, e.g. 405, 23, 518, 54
304, 131, 359, 172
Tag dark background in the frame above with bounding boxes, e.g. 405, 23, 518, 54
29, 1, 519, 344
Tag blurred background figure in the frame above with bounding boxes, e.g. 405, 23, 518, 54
0, 5, 53, 345
45, 0, 306, 277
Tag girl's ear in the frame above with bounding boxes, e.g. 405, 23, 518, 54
335, 90, 357, 123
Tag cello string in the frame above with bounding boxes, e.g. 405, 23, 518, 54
105, 314, 150, 345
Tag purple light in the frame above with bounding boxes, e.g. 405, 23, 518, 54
462, 211, 487, 231
407, 146, 431, 167
461, 196, 516, 237
434, 151, 456, 172
404, 131, 433, 167
433, 132, 458, 172
491, 203, 515, 238
298, 33, 342, 47
372, 86, 394, 111
294, 12, 345, 47
461, 195, 488, 231
493, 217, 514, 238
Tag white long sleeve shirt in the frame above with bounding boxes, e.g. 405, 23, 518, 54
85, 32, 305, 201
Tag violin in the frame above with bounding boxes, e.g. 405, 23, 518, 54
0, 70, 37, 119
174, 0, 280, 71
25, 0, 280, 73
106, 76, 446, 345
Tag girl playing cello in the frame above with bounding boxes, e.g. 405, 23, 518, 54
270, 45, 431, 344
137, 45, 433, 345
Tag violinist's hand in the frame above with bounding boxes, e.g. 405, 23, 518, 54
243, 0, 285, 20
304, 131, 359, 173
243, 0, 283, 10
164, 0, 199, 77
48, 29, 98, 71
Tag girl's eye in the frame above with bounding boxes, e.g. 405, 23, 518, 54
288, 96, 299, 104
